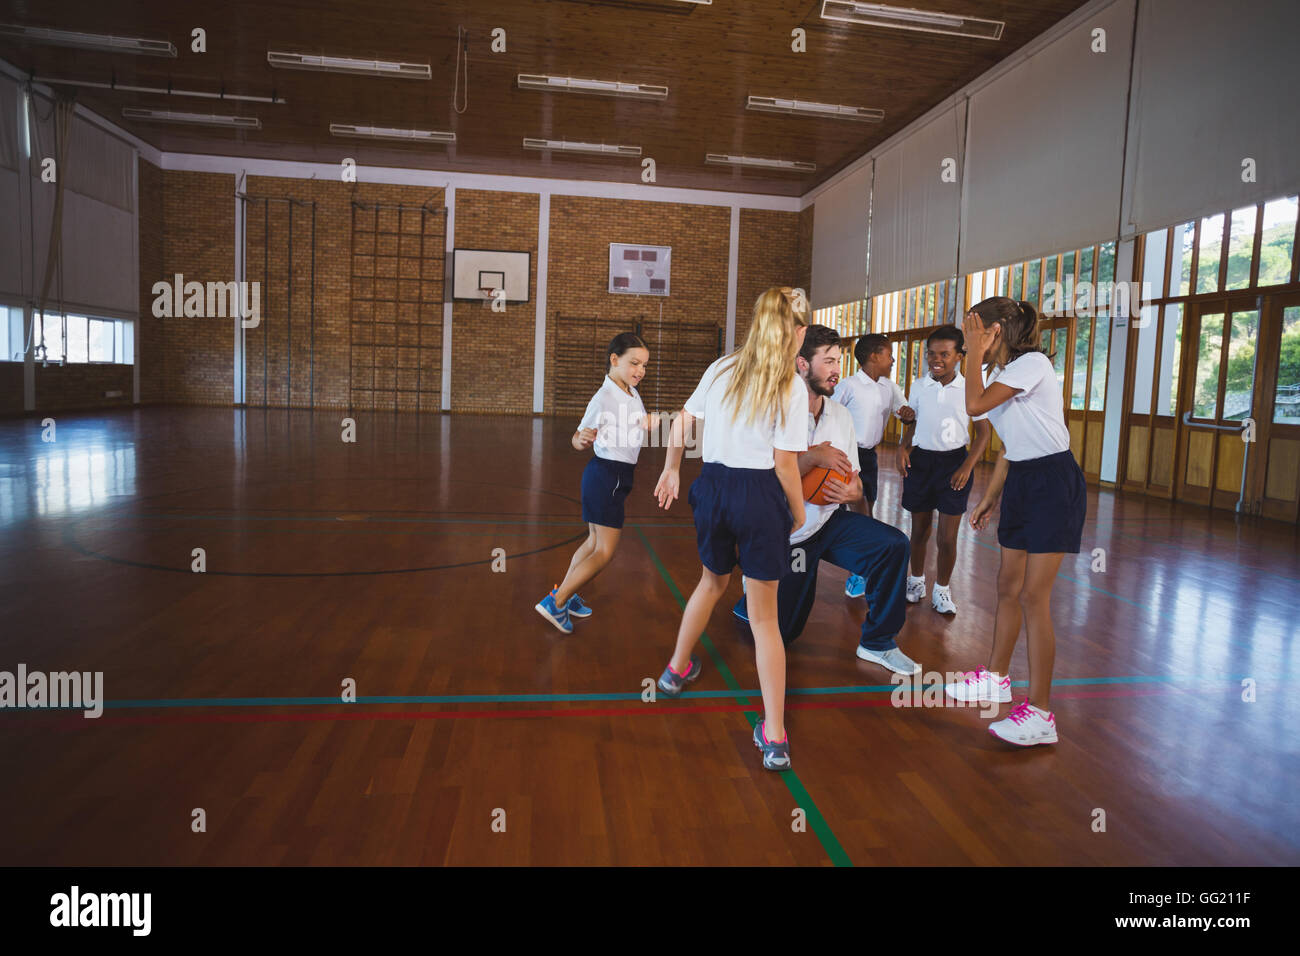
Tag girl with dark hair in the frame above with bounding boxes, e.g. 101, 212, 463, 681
535, 332, 652, 633
943, 297, 1086, 747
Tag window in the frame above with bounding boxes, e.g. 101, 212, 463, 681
1223, 310, 1259, 421
2, 306, 26, 362
1090, 315, 1110, 411
1196, 214, 1224, 294
1071, 317, 1091, 410
1132, 305, 1159, 414
32, 312, 134, 365
1225, 205, 1257, 291
1172, 222, 1194, 296
1024, 258, 1041, 306
1275, 306, 1300, 425
1258, 197, 1298, 287
1192, 313, 1223, 419
1157, 305, 1183, 418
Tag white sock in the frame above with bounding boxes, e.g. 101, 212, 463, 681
907, 574, 925, 586
934, 583, 950, 594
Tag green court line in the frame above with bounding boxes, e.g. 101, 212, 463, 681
634, 526, 853, 868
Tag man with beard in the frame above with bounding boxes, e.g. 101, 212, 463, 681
733, 325, 918, 674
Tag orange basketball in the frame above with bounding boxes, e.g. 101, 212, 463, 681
801, 466, 851, 506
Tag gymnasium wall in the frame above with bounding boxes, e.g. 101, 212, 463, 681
138, 159, 164, 405
241, 176, 446, 412
156, 170, 236, 405
0, 364, 20, 415
546, 195, 731, 417
736, 209, 802, 347
130, 171, 795, 416
451, 189, 539, 414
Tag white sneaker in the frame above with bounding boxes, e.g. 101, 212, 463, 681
944, 666, 1011, 703
856, 645, 920, 675
931, 585, 958, 615
905, 575, 926, 604
989, 700, 1058, 746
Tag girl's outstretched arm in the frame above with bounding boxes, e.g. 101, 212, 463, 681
654, 409, 692, 509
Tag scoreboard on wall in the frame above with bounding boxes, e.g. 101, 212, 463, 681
609, 243, 671, 296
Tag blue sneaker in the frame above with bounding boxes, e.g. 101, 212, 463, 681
845, 574, 866, 598
535, 590, 573, 634
753, 719, 792, 771
732, 597, 750, 625
657, 656, 703, 697
564, 592, 592, 619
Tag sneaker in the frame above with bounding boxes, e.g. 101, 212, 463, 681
564, 592, 592, 619
845, 574, 866, 598
944, 666, 1011, 703
657, 656, 703, 698
752, 719, 792, 771
856, 644, 920, 675
931, 585, 958, 615
534, 591, 573, 634
989, 699, 1058, 746
732, 597, 750, 625
905, 575, 926, 604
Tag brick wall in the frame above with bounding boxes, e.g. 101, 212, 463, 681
34, 363, 133, 411
736, 209, 800, 347
122, 167, 804, 418
450, 190, 538, 414
156, 170, 236, 405
796, 205, 814, 300
138, 158, 164, 404
243, 177, 445, 412
545, 196, 731, 417
0, 365, 22, 416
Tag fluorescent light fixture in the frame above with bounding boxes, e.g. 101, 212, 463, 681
0, 23, 177, 56
330, 124, 455, 143
517, 74, 668, 100
122, 108, 259, 129
705, 154, 815, 173
524, 138, 641, 157
267, 51, 431, 79
746, 96, 883, 122
820, 2, 1004, 40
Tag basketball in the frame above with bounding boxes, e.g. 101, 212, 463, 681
801, 466, 851, 505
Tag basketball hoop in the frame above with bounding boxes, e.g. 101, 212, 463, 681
480, 286, 499, 309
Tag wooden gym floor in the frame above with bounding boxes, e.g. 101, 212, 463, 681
0, 407, 1296, 866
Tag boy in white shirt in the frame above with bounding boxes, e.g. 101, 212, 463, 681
831, 333, 915, 598
898, 325, 991, 615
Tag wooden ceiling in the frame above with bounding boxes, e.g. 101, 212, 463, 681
0, 0, 1088, 196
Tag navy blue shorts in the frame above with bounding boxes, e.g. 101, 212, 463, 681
581, 456, 636, 528
903, 447, 973, 516
998, 451, 1087, 553
689, 462, 793, 581
856, 446, 879, 503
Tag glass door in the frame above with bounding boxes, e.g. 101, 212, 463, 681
1253, 295, 1300, 521
1174, 298, 1261, 508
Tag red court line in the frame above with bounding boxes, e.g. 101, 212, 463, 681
4, 685, 1176, 730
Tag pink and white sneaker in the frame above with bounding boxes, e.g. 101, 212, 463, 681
988, 700, 1058, 746
943, 666, 1011, 703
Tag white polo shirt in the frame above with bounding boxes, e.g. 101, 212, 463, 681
906, 372, 986, 451
790, 397, 860, 545
579, 376, 648, 464
684, 356, 808, 468
982, 352, 1071, 461
832, 370, 907, 449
